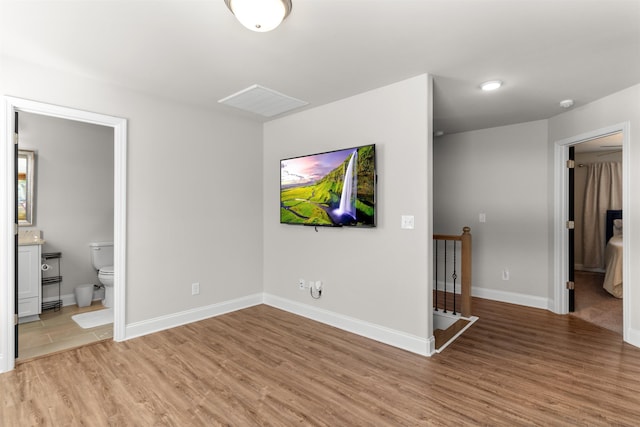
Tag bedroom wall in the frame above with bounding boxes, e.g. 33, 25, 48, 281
548, 83, 640, 344
573, 149, 622, 270
433, 120, 550, 308
18, 112, 114, 301
1, 57, 264, 327
262, 75, 433, 353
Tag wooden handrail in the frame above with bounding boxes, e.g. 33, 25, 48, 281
460, 227, 472, 317
433, 227, 472, 317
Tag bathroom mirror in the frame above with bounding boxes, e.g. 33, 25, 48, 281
17, 149, 35, 226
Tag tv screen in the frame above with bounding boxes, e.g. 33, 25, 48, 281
280, 144, 376, 227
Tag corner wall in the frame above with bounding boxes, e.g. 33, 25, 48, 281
262, 75, 433, 355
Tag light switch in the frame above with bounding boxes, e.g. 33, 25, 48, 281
479, 212, 486, 223
401, 215, 415, 229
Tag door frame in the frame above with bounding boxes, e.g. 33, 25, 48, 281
1, 97, 127, 373
553, 122, 630, 341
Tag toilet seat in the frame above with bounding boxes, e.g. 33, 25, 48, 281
99, 266, 114, 275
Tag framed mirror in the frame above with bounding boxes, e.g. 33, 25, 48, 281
17, 149, 35, 226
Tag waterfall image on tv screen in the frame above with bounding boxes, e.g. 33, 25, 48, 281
280, 144, 376, 227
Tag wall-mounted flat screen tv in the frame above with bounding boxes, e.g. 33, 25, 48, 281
280, 144, 376, 227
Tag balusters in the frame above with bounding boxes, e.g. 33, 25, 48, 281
432, 227, 472, 317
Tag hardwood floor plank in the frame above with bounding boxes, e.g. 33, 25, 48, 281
2, 298, 640, 425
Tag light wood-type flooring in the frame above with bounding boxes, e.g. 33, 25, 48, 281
2, 297, 640, 425
17, 301, 112, 362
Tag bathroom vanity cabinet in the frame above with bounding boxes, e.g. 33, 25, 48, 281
17, 243, 42, 320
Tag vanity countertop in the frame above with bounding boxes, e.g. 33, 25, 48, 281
18, 238, 46, 246
18, 229, 45, 246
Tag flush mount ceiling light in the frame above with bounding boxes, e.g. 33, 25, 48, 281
480, 80, 503, 91
559, 99, 574, 109
224, 0, 292, 32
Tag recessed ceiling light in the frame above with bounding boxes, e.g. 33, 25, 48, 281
480, 80, 502, 91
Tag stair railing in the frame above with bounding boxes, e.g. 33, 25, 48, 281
433, 227, 472, 317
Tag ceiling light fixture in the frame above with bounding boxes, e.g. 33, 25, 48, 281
480, 80, 502, 91
559, 99, 574, 109
224, 0, 292, 32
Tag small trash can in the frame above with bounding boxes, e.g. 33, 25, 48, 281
74, 284, 94, 307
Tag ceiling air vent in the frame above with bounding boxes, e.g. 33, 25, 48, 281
218, 84, 308, 117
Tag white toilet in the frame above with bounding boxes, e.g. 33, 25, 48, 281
89, 242, 114, 308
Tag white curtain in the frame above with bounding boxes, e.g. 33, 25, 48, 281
582, 162, 622, 268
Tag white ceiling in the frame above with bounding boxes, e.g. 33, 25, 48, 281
2, 0, 639, 135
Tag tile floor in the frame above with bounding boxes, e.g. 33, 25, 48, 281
17, 301, 113, 362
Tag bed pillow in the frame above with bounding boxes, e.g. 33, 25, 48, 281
613, 219, 623, 237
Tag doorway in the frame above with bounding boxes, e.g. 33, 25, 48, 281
1, 97, 127, 373
553, 123, 630, 341
16, 111, 115, 360
571, 133, 623, 334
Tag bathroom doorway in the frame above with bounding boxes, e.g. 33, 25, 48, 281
16, 111, 114, 360
1, 97, 127, 372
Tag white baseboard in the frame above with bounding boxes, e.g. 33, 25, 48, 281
56, 288, 636, 357
124, 293, 263, 340
472, 287, 551, 311
43, 292, 104, 308
625, 327, 640, 348
263, 293, 434, 356
44, 293, 75, 307
114, 292, 433, 356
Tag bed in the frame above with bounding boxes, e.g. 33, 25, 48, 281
603, 210, 623, 298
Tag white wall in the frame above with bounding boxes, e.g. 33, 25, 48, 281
433, 120, 550, 308
548, 84, 640, 342
2, 57, 264, 327
19, 112, 114, 301
263, 75, 433, 354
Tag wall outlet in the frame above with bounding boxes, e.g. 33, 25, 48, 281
502, 269, 510, 281
298, 279, 305, 290
191, 282, 200, 295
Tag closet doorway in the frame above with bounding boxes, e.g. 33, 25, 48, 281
571, 133, 623, 335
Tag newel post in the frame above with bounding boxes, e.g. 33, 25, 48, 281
461, 226, 472, 317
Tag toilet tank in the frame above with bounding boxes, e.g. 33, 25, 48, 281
89, 242, 114, 270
